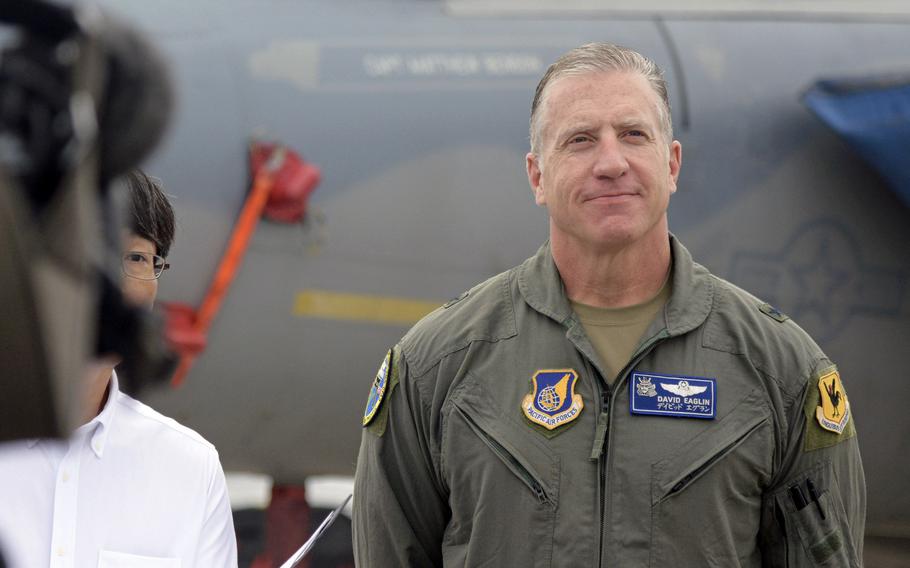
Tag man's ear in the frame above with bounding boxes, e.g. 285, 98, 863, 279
667, 140, 682, 195
526, 153, 546, 206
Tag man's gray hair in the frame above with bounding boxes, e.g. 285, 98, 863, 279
529, 42, 673, 155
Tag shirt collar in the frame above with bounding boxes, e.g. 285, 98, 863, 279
24, 372, 120, 455
79, 370, 120, 459
517, 234, 714, 337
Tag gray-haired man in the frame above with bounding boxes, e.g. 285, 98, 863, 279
353, 43, 865, 567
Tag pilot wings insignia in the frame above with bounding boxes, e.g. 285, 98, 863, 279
660, 380, 708, 397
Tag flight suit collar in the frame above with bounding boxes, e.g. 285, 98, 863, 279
516, 234, 714, 339
665, 234, 715, 338
516, 240, 574, 326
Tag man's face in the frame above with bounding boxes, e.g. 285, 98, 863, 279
121, 233, 159, 309
526, 71, 682, 252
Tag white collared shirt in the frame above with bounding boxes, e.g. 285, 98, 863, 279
0, 372, 237, 568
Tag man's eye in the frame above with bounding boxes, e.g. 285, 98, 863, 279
126, 253, 148, 263
569, 135, 591, 144
626, 130, 646, 138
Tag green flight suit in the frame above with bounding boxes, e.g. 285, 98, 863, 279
353, 236, 865, 567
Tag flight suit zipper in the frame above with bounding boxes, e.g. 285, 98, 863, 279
596, 387, 610, 568
594, 329, 670, 568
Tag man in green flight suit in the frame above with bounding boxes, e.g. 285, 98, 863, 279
353, 42, 865, 567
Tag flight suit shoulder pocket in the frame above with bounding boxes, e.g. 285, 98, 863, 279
448, 373, 560, 506
651, 389, 770, 505
772, 461, 859, 567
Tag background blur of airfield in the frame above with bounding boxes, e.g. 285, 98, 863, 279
29, 0, 910, 565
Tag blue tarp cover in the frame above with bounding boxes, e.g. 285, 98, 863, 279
803, 76, 910, 207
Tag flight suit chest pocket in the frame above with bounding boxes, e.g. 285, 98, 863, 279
444, 373, 559, 567
649, 389, 772, 566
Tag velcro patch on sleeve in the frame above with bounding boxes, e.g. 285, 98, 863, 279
363, 350, 391, 427
759, 303, 790, 323
803, 366, 855, 452
363, 348, 400, 437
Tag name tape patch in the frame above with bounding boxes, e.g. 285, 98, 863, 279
630, 372, 716, 419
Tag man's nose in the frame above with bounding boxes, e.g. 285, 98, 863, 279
592, 136, 629, 179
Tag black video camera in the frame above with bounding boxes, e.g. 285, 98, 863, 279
0, 0, 177, 441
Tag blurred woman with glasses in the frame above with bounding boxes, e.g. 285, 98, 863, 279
0, 169, 238, 567
120, 169, 175, 308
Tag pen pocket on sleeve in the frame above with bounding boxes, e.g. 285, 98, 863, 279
774, 464, 859, 567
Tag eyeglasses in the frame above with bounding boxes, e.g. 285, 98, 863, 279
122, 251, 170, 280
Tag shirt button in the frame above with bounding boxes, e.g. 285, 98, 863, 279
56, 546, 65, 556
62, 472, 70, 483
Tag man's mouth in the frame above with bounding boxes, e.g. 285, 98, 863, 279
584, 192, 637, 202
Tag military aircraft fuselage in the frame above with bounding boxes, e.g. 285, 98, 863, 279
91, 0, 910, 537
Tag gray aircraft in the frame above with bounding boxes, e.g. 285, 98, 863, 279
79, 0, 910, 560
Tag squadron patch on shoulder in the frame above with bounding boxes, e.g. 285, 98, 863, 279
521, 369, 583, 430
630, 372, 716, 419
804, 366, 855, 451
815, 369, 850, 434
363, 350, 392, 426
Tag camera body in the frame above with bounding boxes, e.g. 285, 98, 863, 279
0, 0, 175, 442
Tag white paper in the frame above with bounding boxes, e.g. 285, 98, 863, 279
279, 493, 352, 568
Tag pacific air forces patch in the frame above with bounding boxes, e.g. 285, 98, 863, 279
363, 350, 392, 426
804, 366, 855, 451
522, 369, 583, 431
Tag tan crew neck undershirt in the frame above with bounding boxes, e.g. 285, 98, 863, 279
571, 271, 672, 385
